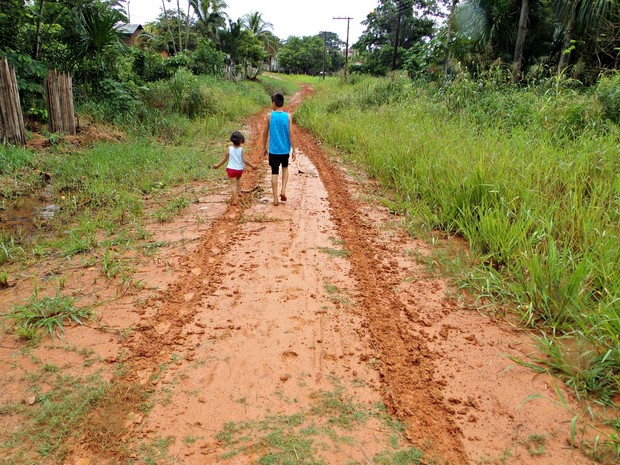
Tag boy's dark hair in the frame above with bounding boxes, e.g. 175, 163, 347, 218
271, 93, 285, 108
230, 130, 245, 145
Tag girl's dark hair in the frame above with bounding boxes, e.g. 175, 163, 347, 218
230, 130, 245, 145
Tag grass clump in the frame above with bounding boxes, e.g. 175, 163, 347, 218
3, 290, 92, 340
296, 75, 620, 403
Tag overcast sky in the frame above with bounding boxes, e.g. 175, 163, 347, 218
126, 0, 379, 44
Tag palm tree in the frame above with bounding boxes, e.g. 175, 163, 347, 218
242, 11, 277, 61
454, 0, 518, 59
512, 0, 529, 81
242, 11, 273, 37
554, 0, 620, 75
190, 0, 228, 44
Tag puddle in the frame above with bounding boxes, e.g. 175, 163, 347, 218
0, 184, 57, 236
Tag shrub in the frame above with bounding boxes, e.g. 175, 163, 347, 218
192, 40, 226, 76
597, 73, 620, 124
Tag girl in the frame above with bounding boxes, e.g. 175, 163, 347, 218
212, 131, 256, 205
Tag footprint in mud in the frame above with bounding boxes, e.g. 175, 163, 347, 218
281, 351, 298, 363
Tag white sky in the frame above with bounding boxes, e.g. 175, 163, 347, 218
126, 0, 379, 44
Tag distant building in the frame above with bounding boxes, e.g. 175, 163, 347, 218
115, 23, 144, 46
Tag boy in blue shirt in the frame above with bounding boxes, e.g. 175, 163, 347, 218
262, 93, 295, 206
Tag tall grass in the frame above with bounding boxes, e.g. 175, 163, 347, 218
296, 74, 620, 402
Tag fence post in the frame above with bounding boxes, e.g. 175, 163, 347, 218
45, 69, 76, 135
0, 58, 27, 146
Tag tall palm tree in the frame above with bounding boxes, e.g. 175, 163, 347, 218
512, 0, 529, 81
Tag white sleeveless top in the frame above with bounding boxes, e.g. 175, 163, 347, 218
227, 146, 244, 170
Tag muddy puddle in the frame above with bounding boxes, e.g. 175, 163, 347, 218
0, 183, 57, 236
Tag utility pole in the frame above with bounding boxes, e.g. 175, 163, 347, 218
322, 31, 327, 80
333, 16, 352, 83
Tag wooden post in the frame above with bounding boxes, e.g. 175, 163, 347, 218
0, 58, 26, 146
45, 69, 76, 135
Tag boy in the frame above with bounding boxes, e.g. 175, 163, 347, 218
262, 93, 295, 206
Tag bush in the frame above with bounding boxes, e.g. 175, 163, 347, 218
597, 73, 620, 124
143, 69, 216, 119
78, 79, 144, 123
132, 48, 170, 82
191, 40, 226, 76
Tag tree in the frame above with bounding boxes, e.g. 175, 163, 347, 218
242, 11, 272, 37
72, 1, 126, 88
512, 0, 529, 81
219, 19, 266, 68
355, 0, 437, 75
554, 0, 620, 75
278, 35, 326, 75
150, 7, 197, 55
189, 0, 228, 44
242, 11, 279, 60
319, 31, 345, 72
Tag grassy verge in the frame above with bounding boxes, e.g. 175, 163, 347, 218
294, 74, 620, 408
0, 75, 269, 270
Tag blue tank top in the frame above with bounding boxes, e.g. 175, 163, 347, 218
269, 111, 290, 155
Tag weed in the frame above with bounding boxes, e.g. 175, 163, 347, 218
318, 246, 349, 258
323, 283, 351, 305
522, 433, 547, 456
4, 291, 92, 339
3, 372, 108, 463
374, 447, 424, 464
136, 436, 176, 465
0, 271, 8, 288
154, 196, 190, 223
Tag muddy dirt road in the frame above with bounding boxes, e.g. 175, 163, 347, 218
1, 89, 599, 465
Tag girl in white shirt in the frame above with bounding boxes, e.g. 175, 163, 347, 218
212, 131, 256, 205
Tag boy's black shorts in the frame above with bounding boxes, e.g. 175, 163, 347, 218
268, 154, 290, 175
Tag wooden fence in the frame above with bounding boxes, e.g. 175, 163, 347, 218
45, 69, 76, 135
0, 58, 26, 146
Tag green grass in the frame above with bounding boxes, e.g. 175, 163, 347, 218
3, 290, 92, 340
214, 383, 427, 464
0, 370, 108, 463
295, 74, 620, 403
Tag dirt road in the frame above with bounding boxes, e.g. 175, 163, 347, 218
1, 88, 599, 465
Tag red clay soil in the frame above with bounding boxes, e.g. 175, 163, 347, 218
1, 87, 610, 465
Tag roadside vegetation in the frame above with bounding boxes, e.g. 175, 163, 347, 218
294, 70, 619, 460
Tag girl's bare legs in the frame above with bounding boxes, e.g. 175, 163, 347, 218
230, 178, 238, 205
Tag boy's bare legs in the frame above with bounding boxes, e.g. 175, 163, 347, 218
271, 174, 279, 206
280, 167, 289, 201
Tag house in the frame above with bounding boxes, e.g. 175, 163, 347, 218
115, 23, 143, 46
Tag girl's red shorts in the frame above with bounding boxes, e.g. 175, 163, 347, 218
226, 168, 243, 179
